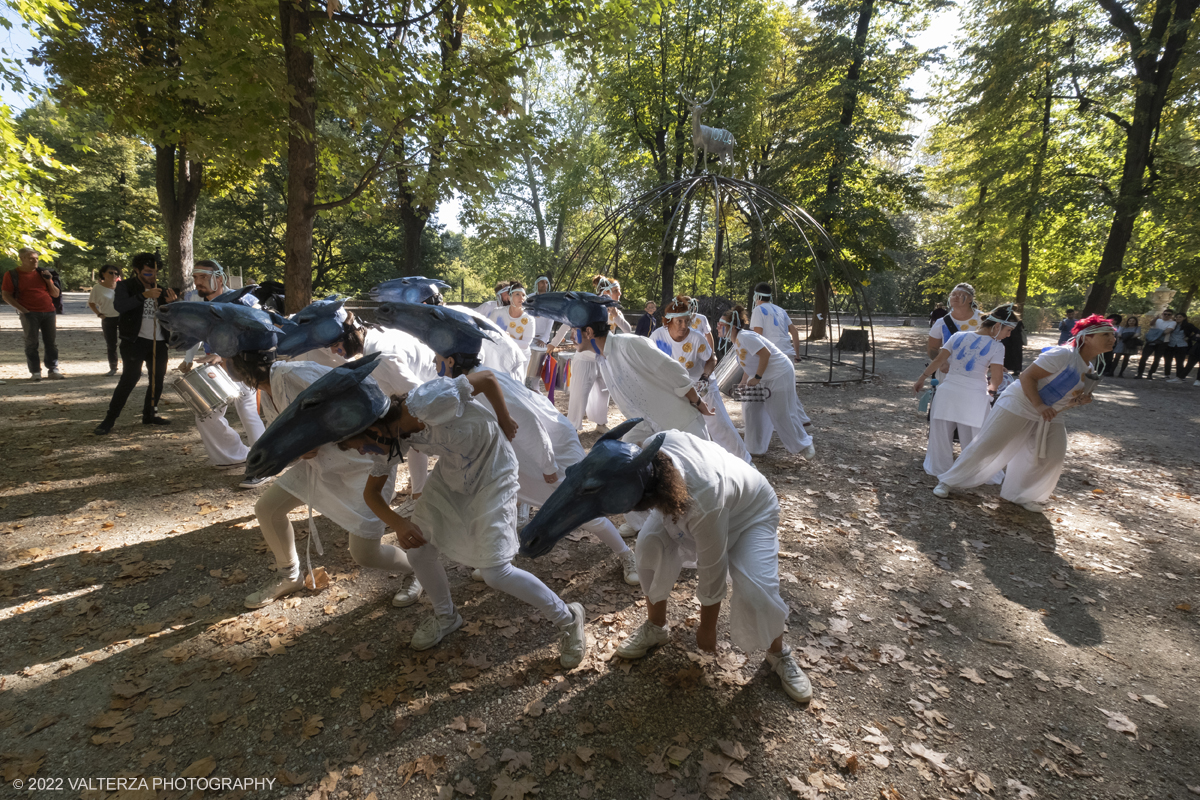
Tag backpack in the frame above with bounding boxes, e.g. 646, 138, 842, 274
6, 268, 64, 314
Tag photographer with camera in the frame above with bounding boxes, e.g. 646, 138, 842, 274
2, 248, 64, 381
94, 253, 178, 435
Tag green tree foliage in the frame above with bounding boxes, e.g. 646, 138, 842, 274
15, 100, 162, 287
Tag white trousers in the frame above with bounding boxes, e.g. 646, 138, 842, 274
924, 419, 1002, 484
255, 483, 412, 580
407, 451, 429, 495
636, 508, 788, 653
704, 384, 751, 463
742, 380, 813, 455
566, 358, 609, 431
938, 408, 1067, 505
195, 388, 265, 466
517, 476, 628, 555
407, 544, 571, 626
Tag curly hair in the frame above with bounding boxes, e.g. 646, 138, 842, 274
633, 451, 691, 522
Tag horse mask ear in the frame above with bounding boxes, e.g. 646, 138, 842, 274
632, 432, 666, 470
596, 418, 643, 444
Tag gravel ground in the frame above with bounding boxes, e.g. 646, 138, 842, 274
1, 297, 1198, 800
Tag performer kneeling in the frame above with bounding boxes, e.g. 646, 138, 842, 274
339, 376, 589, 666
520, 422, 811, 702
720, 305, 815, 458
230, 353, 421, 609
933, 315, 1116, 512
913, 305, 1018, 479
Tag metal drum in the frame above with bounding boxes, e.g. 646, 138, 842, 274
170, 364, 241, 418
711, 351, 744, 397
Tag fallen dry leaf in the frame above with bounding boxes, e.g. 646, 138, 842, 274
959, 667, 987, 685
180, 756, 216, 778
1097, 708, 1137, 737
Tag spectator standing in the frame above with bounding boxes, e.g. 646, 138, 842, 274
2, 247, 64, 380
1000, 304, 1026, 375
1181, 327, 1200, 386
928, 302, 948, 327
634, 301, 659, 336
94, 253, 178, 434
1056, 309, 1078, 345
1164, 312, 1197, 383
1107, 315, 1141, 377
88, 264, 122, 375
1135, 309, 1176, 379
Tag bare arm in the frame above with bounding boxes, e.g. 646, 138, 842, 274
42, 273, 60, 298
464, 370, 518, 440
1019, 364, 1056, 421
788, 323, 801, 358
88, 302, 102, 316
913, 348, 951, 393
363, 473, 426, 547
926, 335, 943, 360
745, 350, 770, 385
986, 363, 1005, 394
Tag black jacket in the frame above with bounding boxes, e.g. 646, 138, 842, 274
113, 277, 173, 342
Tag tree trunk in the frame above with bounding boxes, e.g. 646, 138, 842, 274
1017, 81, 1053, 312
810, 0, 875, 341
280, 0, 317, 313
1082, 0, 1200, 315
1177, 280, 1198, 315
399, 193, 428, 274
154, 144, 202, 291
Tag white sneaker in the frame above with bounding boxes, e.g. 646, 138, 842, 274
618, 522, 638, 539
239, 474, 273, 489
766, 645, 813, 702
1166, 377, 1182, 383
1020, 500, 1045, 513
594, 424, 610, 434
1194, 380, 1200, 387
30, 372, 42, 381
48, 368, 66, 380
471, 568, 485, 582
558, 602, 588, 669
244, 573, 305, 609
800, 444, 816, 460
619, 550, 639, 585
411, 612, 463, 650
932, 482, 950, 499
615, 620, 669, 659
392, 576, 423, 607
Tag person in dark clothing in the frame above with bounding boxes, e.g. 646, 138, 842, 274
928, 303, 948, 327
997, 304, 1025, 374
634, 301, 659, 337
94, 253, 178, 435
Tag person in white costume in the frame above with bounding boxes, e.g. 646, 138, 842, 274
446, 302, 526, 382
340, 377, 589, 667
177, 261, 267, 482
543, 427, 812, 702
487, 281, 534, 373
720, 305, 814, 458
227, 354, 421, 610
749, 282, 801, 360
926, 283, 983, 362
933, 315, 1116, 513
278, 299, 439, 509
594, 276, 632, 334
913, 306, 1018, 479
548, 299, 611, 434
373, 301, 640, 584
526, 275, 556, 391
474, 280, 511, 322
651, 295, 750, 462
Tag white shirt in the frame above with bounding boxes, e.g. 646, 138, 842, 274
994, 345, 1090, 422
940, 331, 1004, 384
138, 296, 164, 341
928, 310, 982, 346
361, 327, 438, 398
640, 432, 778, 606
650, 326, 713, 381
689, 313, 711, 338
89, 284, 118, 317
734, 330, 792, 386
489, 306, 536, 352
750, 302, 793, 353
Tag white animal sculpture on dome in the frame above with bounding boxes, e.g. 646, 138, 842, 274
679, 79, 737, 175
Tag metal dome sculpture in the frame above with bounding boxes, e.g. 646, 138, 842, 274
552, 173, 877, 384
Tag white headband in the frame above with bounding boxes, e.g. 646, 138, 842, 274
985, 315, 1018, 328
1071, 322, 1115, 346
754, 290, 771, 301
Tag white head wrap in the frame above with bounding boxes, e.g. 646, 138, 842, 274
405, 375, 473, 426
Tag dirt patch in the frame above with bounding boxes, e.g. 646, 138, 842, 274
1, 302, 1198, 799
